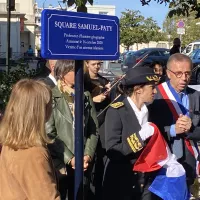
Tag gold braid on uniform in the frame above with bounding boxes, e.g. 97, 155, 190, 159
110, 102, 124, 109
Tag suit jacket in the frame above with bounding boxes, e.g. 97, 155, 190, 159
103, 98, 145, 200
45, 86, 99, 169
0, 146, 60, 200
148, 85, 200, 185
42, 76, 56, 89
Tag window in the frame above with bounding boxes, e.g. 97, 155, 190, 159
99, 12, 108, 15
149, 51, 160, 56
195, 50, 200, 59
134, 49, 148, 57
160, 50, 170, 57
185, 45, 192, 54
193, 44, 200, 51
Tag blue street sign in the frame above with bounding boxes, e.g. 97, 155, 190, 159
41, 9, 119, 60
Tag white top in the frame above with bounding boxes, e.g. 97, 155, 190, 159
48, 74, 57, 85
127, 97, 148, 126
127, 97, 154, 141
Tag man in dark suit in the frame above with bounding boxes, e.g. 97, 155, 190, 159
149, 53, 200, 193
42, 60, 57, 88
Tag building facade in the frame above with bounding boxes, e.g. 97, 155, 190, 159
0, 0, 36, 58
34, 3, 116, 49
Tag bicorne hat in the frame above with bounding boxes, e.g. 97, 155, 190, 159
121, 66, 161, 86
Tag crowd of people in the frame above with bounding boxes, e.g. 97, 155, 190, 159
0, 52, 200, 200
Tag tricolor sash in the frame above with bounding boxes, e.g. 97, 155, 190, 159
158, 82, 200, 175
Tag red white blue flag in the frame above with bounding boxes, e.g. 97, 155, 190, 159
133, 123, 189, 200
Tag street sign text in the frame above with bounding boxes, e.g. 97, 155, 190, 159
41, 9, 119, 60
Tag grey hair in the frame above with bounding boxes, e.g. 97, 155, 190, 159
54, 60, 75, 80
167, 53, 192, 70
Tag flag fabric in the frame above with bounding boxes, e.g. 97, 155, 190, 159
149, 167, 189, 200
133, 123, 189, 200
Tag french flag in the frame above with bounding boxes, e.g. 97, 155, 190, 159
133, 123, 189, 200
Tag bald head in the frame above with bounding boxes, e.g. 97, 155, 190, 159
167, 53, 192, 70
167, 53, 192, 92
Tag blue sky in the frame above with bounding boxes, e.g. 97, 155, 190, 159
37, 0, 169, 27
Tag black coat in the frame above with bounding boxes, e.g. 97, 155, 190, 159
103, 98, 145, 200
41, 76, 56, 89
148, 85, 200, 185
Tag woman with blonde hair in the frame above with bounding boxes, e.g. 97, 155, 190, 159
0, 79, 60, 200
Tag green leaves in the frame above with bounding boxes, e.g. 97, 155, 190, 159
0, 63, 38, 110
120, 9, 163, 50
162, 10, 200, 47
140, 0, 200, 18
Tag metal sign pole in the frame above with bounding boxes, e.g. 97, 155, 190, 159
41, 10, 119, 199
74, 60, 84, 200
6, 0, 11, 74
179, 34, 182, 52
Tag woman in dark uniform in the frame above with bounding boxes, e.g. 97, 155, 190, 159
103, 66, 161, 200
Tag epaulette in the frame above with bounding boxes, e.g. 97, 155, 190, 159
110, 102, 124, 109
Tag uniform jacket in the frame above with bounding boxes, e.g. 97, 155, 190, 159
0, 146, 60, 200
46, 86, 99, 169
103, 98, 145, 200
148, 86, 200, 185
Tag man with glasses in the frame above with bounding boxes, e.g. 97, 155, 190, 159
149, 53, 200, 196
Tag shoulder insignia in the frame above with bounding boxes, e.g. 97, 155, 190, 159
110, 102, 124, 109
127, 133, 143, 153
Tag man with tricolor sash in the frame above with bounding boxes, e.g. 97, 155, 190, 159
149, 53, 200, 196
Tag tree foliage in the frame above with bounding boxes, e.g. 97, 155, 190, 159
64, 0, 200, 18
63, 0, 93, 12
120, 10, 163, 50
163, 11, 200, 46
140, 0, 200, 18
0, 63, 39, 112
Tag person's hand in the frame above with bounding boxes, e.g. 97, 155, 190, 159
70, 157, 75, 169
139, 122, 154, 141
105, 82, 111, 90
93, 94, 106, 103
83, 155, 91, 171
180, 115, 192, 132
175, 114, 192, 134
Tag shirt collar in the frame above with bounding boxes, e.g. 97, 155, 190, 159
127, 97, 148, 126
48, 74, 57, 85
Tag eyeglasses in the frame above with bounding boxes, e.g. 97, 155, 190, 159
167, 68, 192, 78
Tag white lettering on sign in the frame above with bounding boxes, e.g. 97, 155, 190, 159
55, 21, 113, 32
55, 21, 77, 29
78, 23, 100, 30
100, 25, 112, 31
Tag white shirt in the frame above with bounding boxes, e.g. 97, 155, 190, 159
127, 97, 148, 126
48, 74, 57, 85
